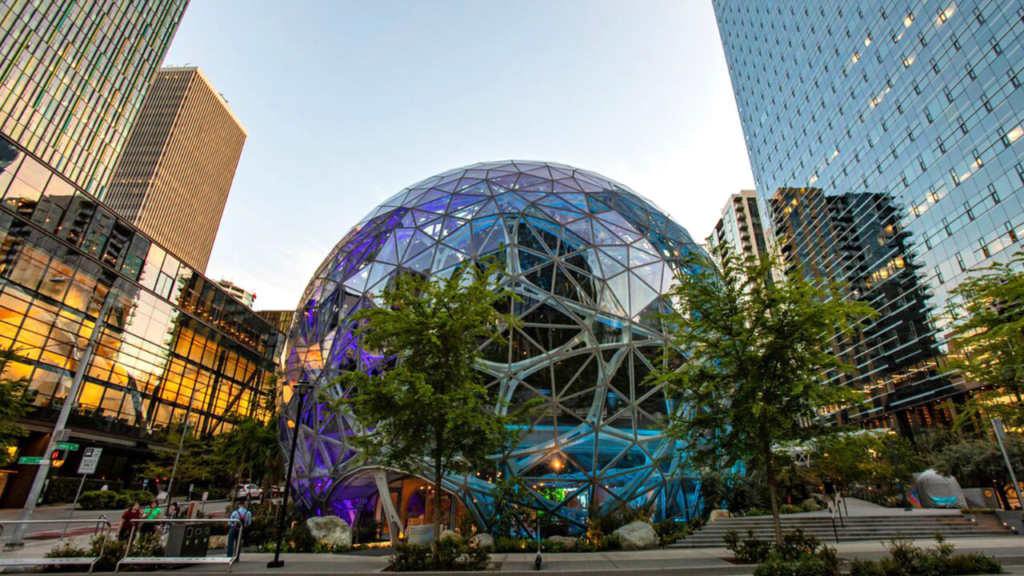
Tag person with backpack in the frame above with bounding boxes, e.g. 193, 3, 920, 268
227, 500, 252, 558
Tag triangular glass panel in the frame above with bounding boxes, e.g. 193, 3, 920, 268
632, 262, 663, 290
495, 192, 529, 213
628, 276, 658, 319
598, 282, 627, 317
592, 221, 619, 244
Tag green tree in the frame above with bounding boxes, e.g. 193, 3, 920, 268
653, 243, 873, 544
337, 263, 535, 540
214, 415, 281, 498
138, 418, 214, 489
948, 251, 1024, 429
932, 435, 1024, 509
813, 432, 922, 488
0, 349, 30, 466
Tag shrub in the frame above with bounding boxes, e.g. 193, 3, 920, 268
724, 529, 774, 563
597, 533, 621, 551
653, 519, 692, 545
44, 477, 118, 504
286, 520, 317, 553
726, 529, 832, 569
45, 533, 164, 572
849, 559, 885, 576
960, 508, 998, 515
857, 535, 1002, 576
389, 540, 488, 572
542, 539, 566, 553
493, 536, 529, 552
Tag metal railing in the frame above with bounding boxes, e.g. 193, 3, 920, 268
827, 491, 846, 543
116, 517, 242, 573
0, 518, 112, 573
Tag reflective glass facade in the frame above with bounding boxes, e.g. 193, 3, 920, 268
714, 0, 1024, 433
283, 161, 708, 531
0, 134, 281, 506
0, 0, 188, 195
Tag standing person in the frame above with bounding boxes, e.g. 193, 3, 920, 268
118, 502, 142, 540
823, 477, 837, 509
163, 502, 181, 534
141, 499, 162, 535
227, 500, 252, 558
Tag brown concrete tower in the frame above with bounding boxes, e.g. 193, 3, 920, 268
106, 67, 246, 273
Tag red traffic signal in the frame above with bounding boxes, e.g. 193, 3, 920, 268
50, 448, 67, 468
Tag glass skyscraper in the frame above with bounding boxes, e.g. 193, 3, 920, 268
0, 132, 281, 507
713, 0, 1024, 435
0, 0, 188, 196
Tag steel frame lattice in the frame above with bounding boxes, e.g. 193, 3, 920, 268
281, 161, 708, 530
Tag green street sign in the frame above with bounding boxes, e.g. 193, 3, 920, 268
18, 456, 44, 465
57, 442, 79, 451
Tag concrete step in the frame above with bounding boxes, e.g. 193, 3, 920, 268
671, 513, 1016, 548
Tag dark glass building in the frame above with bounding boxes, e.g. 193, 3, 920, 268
0, 0, 189, 196
0, 135, 281, 507
713, 0, 1024, 434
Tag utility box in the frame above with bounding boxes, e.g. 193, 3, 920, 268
165, 523, 212, 557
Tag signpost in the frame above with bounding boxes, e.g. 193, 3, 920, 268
61, 447, 103, 538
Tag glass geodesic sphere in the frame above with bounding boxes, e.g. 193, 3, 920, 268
282, 160, 707, 529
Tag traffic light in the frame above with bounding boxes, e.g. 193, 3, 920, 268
50, 448, 67, 468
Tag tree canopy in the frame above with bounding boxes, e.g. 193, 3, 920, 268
948, 250, 1024, 429
0, 349, 30, 467
653, 242, 873, 543
337, 262, 537, 540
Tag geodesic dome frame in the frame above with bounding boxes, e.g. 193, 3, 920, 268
281, 160, 709, 530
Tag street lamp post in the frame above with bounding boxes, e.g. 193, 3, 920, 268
267, 378, 312, 569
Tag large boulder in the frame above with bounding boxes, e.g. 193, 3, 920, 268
306, 515, 352, 548
469, 533, 494, 549
546, 535, 576, 550
709, 509, 732, 523
439, 529, 463, 543
612, 521, 658, 550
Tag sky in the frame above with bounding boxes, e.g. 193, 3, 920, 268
163, 0, 754, 311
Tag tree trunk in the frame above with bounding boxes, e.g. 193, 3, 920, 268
765, 441, 782, 546
433, 452, 444, 546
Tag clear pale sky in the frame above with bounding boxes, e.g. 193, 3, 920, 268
163, 0, 754, 311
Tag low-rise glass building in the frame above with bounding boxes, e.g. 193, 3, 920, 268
0, 135, 282, 507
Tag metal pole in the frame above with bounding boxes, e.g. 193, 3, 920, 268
60, 474, 89, 539
267, 384, 308, 569
992, 419, 1023, 509
9, 294, 116, 547
165, 383, 201, 503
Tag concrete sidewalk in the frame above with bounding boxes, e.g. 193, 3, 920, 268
89, 535, 1024, 575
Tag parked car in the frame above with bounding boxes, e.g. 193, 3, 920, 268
235, 484, 263, 500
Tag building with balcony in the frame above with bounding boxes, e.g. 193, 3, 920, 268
0, 135, 282, 507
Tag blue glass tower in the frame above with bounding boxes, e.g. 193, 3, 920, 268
713, 0, 1024, 434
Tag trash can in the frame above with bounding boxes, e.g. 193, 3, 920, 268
165, 522, 212, 557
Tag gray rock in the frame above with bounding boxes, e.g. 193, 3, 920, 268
469, 533, 494, 549
439, 529, 463, 543
708, 509, 732, 522
306, 515, 352, 549
546, 535, 576, 550
612, 521, 658, 550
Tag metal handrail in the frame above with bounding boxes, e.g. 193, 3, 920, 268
0, 518, 113, 574
116, 517, 242, 573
